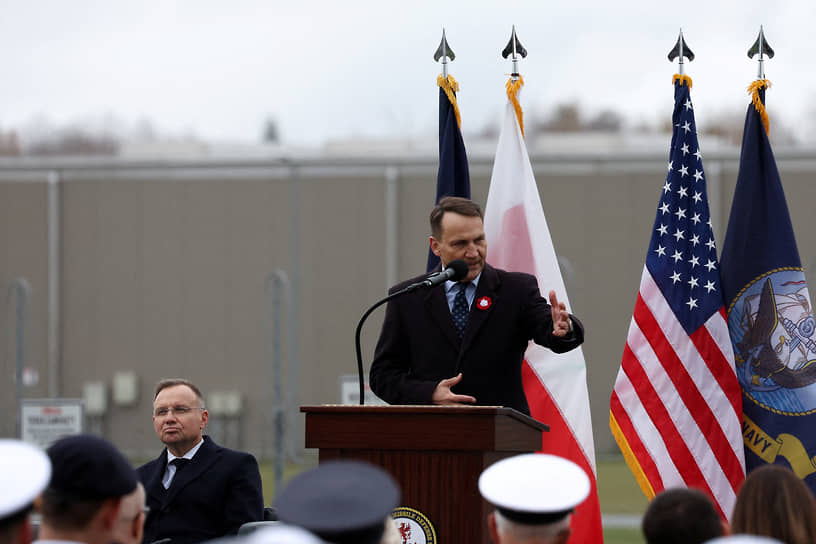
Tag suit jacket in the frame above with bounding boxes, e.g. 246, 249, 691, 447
369, 264, 584, 416
138, 436, 264, 544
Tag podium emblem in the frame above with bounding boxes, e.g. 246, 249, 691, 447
392, 506, 436, 544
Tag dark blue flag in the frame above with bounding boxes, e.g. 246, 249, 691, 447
720, 82, 816, 491
427, 80, 471, 272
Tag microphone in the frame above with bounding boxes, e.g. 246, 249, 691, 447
419, 259, 469, 288
353, 258, 470, 405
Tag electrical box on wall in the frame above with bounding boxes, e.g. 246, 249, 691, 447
209, 391, 243, 416
112, 371, 139, 406
83, 382, 108, 416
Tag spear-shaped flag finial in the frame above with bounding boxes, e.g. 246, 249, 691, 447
434, 28, 455, 78
668, 28, 695, 75
748, 25, 774, 80
501, 25, 527, 78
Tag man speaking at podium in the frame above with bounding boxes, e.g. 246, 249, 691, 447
369, 197, 584, 416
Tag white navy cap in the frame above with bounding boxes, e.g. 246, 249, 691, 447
0, 439, 52, 522
705, 537, 783, 544
478, 453, 590, 525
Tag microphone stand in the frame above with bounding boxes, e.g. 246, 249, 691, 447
354, 282, 426, 405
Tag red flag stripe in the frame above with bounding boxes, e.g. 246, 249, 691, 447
633, 294, 745, 494
620, 341, 727, 519
613, 355, 684, 485
638, 273, 745, 480
523, 362, 603, 544
610, 391, 665, 496
638, 275, 740, 425
699, 312, 744, 418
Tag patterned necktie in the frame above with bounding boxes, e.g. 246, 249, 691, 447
451, 282, 470, 339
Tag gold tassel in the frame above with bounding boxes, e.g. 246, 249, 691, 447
437, 74, 462, 130
672, 74, 693, 88
748, 79, 772, 136
505, 76, 525, 138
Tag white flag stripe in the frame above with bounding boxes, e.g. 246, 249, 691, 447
484, 100, 596, 471
525, 344, 594, 455
702, 313, 746, 463
626, 302, 735, 508
613, 368, 684, 486
639, 273, 744, 448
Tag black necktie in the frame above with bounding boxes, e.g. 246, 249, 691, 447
170, 458, 190, 483
452, 282, 470, 338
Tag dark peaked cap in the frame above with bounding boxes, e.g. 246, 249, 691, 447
275, 460, 400, 544
46, 433, 138, 500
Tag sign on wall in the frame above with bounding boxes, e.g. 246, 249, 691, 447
21, 399, 84, 449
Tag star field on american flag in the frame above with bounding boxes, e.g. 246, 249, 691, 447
646, 87, 722, 335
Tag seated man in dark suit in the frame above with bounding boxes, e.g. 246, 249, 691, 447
370, 196, 584, 416
138, 378, 263, 544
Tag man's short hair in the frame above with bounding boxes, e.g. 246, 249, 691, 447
39, 492, 108, 531
154, 378, 205, 405
429, 197, 483, 240
493, 510, 570, 541
641, 487, 722, 544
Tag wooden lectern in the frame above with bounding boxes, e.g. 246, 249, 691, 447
301, 405, 548, 544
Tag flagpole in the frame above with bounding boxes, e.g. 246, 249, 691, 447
668, 28, 694, 76
501, 25, 527, 81
748, 26, 774, 80
433, 28, 455, 79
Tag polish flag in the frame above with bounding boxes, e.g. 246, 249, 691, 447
484, 83, 603, 543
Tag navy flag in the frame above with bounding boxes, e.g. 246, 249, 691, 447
720, 80, 816, 492
427, 75, 471, 272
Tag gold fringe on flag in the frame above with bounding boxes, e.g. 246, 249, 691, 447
505, 76, 525, 138
610, 412, 656, 500
672, 74, 693, 88
437, 74, 462, 130
748, 79, 772, 136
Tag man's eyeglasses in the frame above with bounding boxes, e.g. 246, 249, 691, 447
153, 406, 204, 417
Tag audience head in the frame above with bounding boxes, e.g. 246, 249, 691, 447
731, 463, 816, 544
39, 434, 138, 544
152, 378, 209, 456
110, 482, 147, 544
478, 453, 591, 544
641, 487, 724, 544
0, 440, 51, 544
275, 460, 400, 544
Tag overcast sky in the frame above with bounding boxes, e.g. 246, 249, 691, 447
3, 1, 816, 147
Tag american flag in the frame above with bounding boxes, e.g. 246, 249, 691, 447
610, 76, 746, 519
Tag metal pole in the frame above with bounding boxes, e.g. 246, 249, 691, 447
385, 166, 399, 290
286, 165, 302, 467
9, 278, 31, 438
47, 170, 61, 398
264, 270, 289, 498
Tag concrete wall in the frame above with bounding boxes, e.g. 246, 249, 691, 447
2, 151, 816, 459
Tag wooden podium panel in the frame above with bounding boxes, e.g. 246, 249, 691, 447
302, 405, 548, 544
